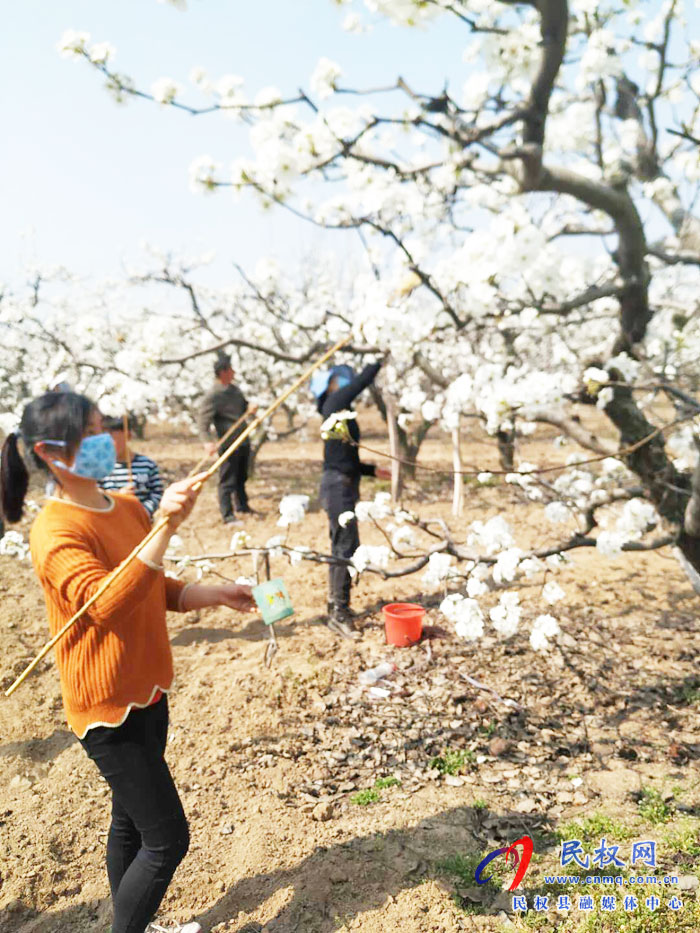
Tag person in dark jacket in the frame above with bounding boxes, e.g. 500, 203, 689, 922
314, 360, 390, 638
198, 353, 251, 524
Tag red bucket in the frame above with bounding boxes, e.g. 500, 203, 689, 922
383, 603, 425, 647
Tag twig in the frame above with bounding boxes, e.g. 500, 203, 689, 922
353, 413, 693, 479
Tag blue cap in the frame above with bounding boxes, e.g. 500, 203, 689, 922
330, 364, 354, 389
310, 370, 332, 399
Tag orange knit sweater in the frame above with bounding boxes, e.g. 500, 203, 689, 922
30, 492, 186, 738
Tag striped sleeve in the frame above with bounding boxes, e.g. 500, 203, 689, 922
142, 457, 164, 516
100, 456, 163, 517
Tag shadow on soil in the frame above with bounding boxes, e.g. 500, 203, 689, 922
0, 804, 549, 933
0, 728, 75, 764
171, 619, 296, 647
195, 803, 548, 932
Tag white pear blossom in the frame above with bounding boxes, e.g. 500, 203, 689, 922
421, 399, 441, 422
422, 552, 455, 589
151, 77, 181, 105
618, 499, 657, 537
88, 42, 115, 65
57, 29, 90, 59
466, 575, 489, 598
0, 413, 18, 435
530, 614, 560, 652
0, 531, 30, 561
216, 74, 246, 107
489, 592, 521, 637
354, 492, 392, 522
320, 409, 357, 440
467, 515, 514, 554
583, 367, 609, 397
542, 581, 565, 605
342, 12, 366, 33
597, 386, 614, 410
440, 594, 485, 641
277, 494, 310, 527
230, 530, 251, 551
545, 501, 570, 524
289, 545, 311, 566
351, 544, 391, 573
519, 557, 544, 578
596, 529, 626, 558
264, 535, 285, 557
492, 547, 524, 584
608, 352, 640, 382
391, 525, 415, 550
188, 155, 221, 193
189, 66, 210, 89
310, 57, 342, 99
596, 498, 658, 558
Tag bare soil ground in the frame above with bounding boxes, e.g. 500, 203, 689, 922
1, 414, 699, 932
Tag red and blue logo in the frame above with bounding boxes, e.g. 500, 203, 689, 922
474, 836, 534, 891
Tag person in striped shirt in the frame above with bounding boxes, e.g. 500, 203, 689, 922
100, 416, 164, 519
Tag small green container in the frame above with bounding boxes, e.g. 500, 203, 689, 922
252, 578, 294, 625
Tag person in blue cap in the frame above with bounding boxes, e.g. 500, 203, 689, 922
313, 359, 390, 638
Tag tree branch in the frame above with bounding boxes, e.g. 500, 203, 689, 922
534, 165, 651, 345
526, 407, 616, 456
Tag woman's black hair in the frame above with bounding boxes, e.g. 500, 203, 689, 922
0, 433, 28, 523
214, 352, 232, 377
0, 392, 94, 523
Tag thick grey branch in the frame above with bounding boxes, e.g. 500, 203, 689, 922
684, 451, 700, 536
159, 336, 324, 366
535, 165, 651, 344
527, 407, 616, 456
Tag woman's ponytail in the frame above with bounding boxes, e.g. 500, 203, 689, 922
1, 432, 29, 523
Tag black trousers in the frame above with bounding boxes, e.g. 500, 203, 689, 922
320, 469, 360, 609
218, 440, 250, 518
79, 697, 189, 933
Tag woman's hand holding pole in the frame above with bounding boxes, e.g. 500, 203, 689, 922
138, 473, 208, 567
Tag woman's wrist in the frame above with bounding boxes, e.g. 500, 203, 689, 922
180, 583, 220, 612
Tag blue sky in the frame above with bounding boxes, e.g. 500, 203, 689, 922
3, 0, 469, 283
4, 1, 698, 286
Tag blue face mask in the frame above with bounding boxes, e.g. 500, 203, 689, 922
51, 433, 116, 480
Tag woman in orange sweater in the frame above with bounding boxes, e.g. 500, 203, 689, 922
0, 392, 254, 933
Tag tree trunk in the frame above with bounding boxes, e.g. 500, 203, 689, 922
130, 412, 147, 439
397, 419, 433, 480
451, 418, 463, 517
602, 378, 700, 575
497, 428, 515, 471
398, 429, 418, 480
384, 393, 403, 504
604, 378, 687, 524
369, 385, 433, 480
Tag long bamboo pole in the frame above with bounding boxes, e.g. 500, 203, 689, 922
5, 335, 350, 697
187, 406, 253, 478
